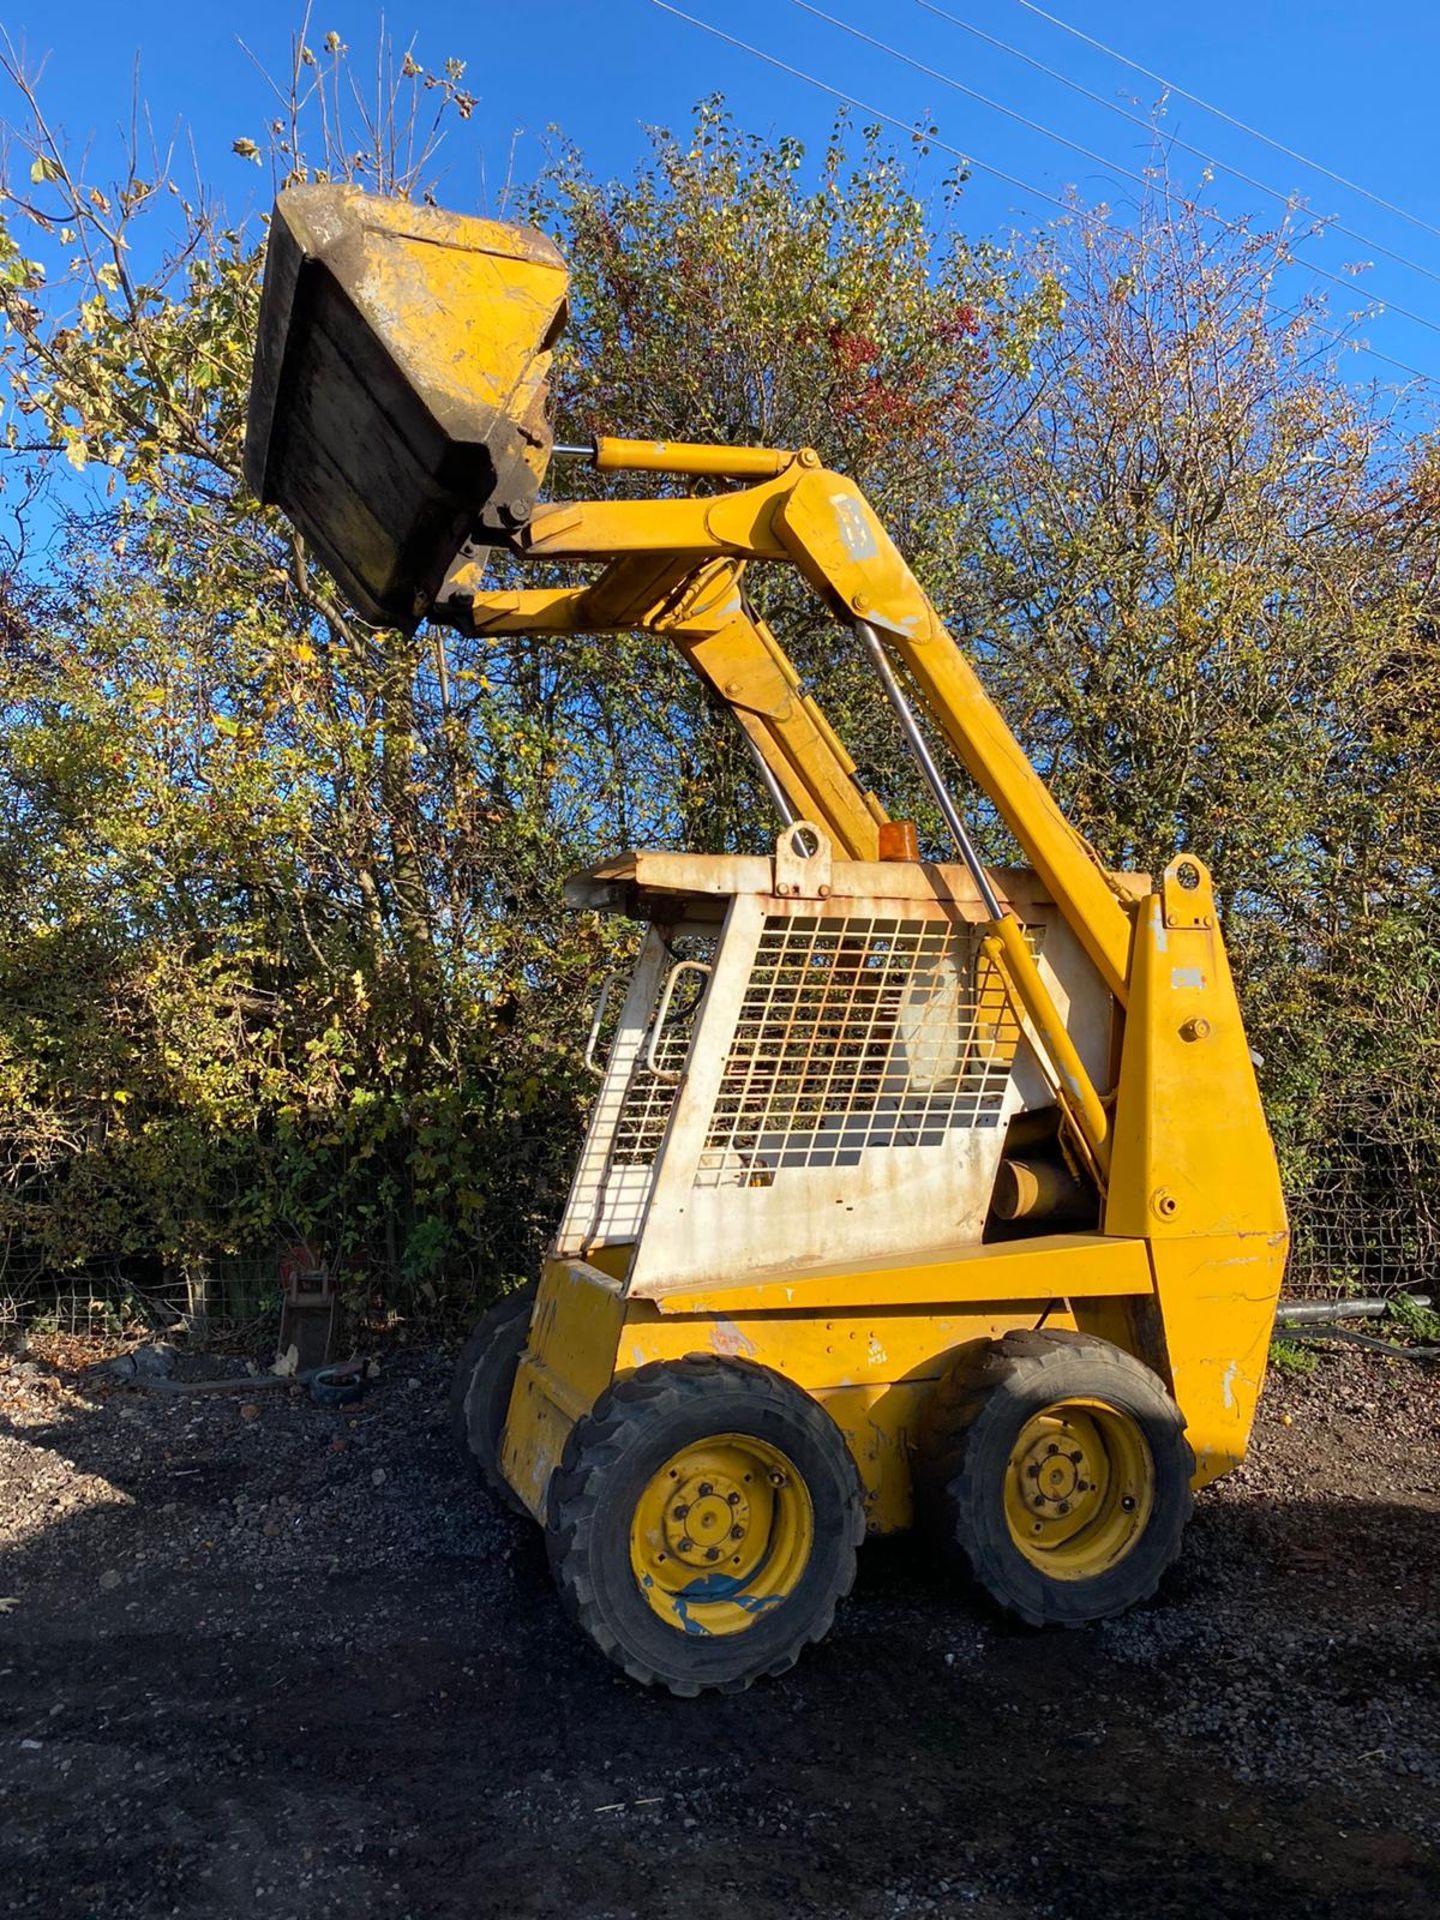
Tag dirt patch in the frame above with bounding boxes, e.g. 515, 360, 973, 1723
2, 1340, 1437, 1918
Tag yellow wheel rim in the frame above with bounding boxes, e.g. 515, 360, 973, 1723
629, 1433, 814, 1637
1003, 1398, 1155, 1581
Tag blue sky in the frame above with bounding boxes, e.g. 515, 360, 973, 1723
5, 0, 1440, 384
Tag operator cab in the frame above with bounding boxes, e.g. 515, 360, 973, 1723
559, 825, 1145, 1301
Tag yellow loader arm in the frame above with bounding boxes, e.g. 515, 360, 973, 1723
434, 437, 1124, 1182
439, 438, 1137, 996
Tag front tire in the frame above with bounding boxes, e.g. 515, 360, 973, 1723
448, 1284, 536, 1514
919, 1329, 1193, 1628
547, 1355, 865, 1695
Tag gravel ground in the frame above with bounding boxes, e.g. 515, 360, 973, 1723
1, 1334, 1436, 1919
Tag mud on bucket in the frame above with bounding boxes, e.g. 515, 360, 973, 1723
244, 184, 569, 631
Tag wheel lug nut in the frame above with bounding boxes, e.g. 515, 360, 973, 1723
1057, 1501, 1070, 1515
705, 1547, 720, 1562
678, 1538, 694, 1553
726, 1491, 741, 1506
730, 1525, 744, 1540
769, 1470, 786, 1487
697, 1483, 713, 1497
1069, 1451, 1083, 1465
1046, 1443, 1059, 1456
1026, 1463, 1040, 1480
1033, 1495, 1045, 1508
672, 1504, 689, 1521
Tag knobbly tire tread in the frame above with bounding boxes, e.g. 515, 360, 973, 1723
917, 1328, 1194, 1629
546, 1354, 865, 1696
448, 1284, 536, 1515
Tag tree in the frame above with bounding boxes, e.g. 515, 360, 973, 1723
952, 187, 1440, 1277
0, 30, 604, 1317
1, 29, 1436, 1324
525, 98, 1060, 849
0, 46, 1047, 1320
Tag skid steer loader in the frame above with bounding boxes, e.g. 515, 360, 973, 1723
245, 186, 1289, 1695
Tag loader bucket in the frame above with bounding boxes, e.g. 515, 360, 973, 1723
244, 184, 569, 631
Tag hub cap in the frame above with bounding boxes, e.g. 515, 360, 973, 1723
629, 1434, 814, 1636
1003, 1398, 1155, 1580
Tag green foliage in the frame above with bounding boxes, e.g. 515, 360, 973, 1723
1268, 1339, 1320, 1378
1389, 1293, 1440, 1345
1, 37, 1438, 1327
523, 99, 1059, 851
948, 197, 1440, 1247
0, 37, 612, 1321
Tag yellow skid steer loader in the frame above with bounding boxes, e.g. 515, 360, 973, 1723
246, 186, 1288, 1695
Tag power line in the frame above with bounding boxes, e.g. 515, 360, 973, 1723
646, 2, 1433, 385
652, 1, 1117, 226
795, 0, 1168, 193
913, 0, 1440, 293
1012, 0, 1440, 247
790, 1, 1440, 344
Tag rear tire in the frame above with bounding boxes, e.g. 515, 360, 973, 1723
919, 1328, 1193, 1627
448, 1285, 535, 1515
547, 1355, 864, 1695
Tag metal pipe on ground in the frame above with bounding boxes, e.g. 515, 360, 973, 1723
1275, 1295, 1431, 1326
1273, 1293, 1439, 1365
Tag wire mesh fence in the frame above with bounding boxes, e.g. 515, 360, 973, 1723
0, 1248, 282, 1347
1283, 1145, 1440, 1300
3, 1174, 1428, 1349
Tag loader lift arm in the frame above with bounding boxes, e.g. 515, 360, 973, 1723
433, 436, 1135, 1178
437, 439, 1134, 1002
